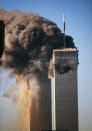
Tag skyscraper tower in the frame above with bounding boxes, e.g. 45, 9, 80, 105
49, 48, 79, 131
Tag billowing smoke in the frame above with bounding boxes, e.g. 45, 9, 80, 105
0, 8, 75, 131
0, 8, 75, 74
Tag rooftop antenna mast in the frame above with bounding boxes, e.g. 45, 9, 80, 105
63, 13, 66, 48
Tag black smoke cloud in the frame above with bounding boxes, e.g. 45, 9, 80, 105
0, 8, 75, 74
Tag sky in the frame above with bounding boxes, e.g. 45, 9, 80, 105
0, 0, 92, 131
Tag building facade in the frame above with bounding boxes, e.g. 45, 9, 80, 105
52, 48, 79, 131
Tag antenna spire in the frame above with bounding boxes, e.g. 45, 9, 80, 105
63, 13, 65, 34
63, 13, 66, 48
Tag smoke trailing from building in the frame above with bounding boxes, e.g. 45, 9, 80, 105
0, 8, 75, 130
0, 8, 75, 74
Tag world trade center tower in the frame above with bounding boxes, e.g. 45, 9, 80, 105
49, 48, 79, 131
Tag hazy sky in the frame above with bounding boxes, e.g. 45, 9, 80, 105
0, 0, 92, 131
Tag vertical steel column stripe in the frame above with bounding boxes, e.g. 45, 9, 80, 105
51, 51, 56, 130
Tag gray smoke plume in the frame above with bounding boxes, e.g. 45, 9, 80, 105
0, 8, 75, 75
0, 8, 75, 131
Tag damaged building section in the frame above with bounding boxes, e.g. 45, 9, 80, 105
48, 48, 78, 78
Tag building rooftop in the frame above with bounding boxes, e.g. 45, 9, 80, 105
53, 48, 77, 52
